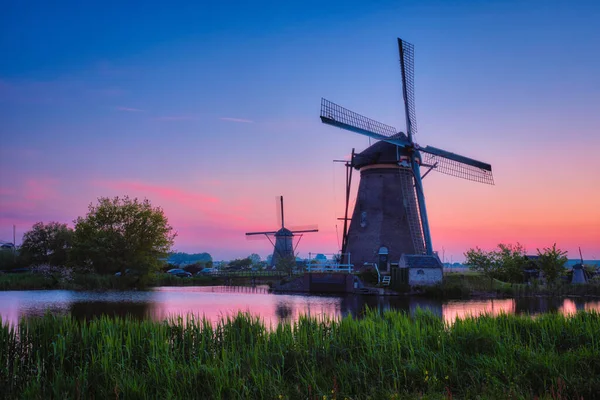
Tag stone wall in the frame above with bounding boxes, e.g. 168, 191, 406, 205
408, 268, 442, 286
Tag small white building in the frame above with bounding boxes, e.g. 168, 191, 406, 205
397, 254, 443, 286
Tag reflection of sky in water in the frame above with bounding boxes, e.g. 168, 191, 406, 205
2, 288, 600, 327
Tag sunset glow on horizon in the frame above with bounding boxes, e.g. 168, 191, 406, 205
1, 0, 599, 261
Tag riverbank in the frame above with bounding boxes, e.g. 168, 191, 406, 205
2, 310, 599, 399
0, 272, 226, 291
3, 270, 600, 299
421, 272, 600, 299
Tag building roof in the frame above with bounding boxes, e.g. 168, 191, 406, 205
353, 133, 411, 169
400, 254, 443, 269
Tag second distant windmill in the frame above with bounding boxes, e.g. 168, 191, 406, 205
246, 196, 318, 267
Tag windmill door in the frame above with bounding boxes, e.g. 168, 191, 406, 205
378, 246, 389, 273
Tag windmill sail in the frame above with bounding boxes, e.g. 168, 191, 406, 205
320, 98, 409, 146
420, 146, 494, 185
398, 38, 417, 138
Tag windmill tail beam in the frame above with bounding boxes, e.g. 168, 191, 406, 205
411, 157, 434, 255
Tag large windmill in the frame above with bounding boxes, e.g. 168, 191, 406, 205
320, 38, 494, 269
246, 196, 318, 267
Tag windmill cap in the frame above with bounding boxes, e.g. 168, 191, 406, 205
354, 132, 412, 169
275, 228, 294, 236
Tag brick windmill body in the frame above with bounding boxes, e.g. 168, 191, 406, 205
321, 38, 495, 274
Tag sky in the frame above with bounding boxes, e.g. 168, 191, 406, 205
1, 0, 599, 261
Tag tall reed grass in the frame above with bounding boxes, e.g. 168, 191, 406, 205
1, 310, 599, 399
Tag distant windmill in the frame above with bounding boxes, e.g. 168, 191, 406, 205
321, 38, 494, 268
246, 196, 318, 267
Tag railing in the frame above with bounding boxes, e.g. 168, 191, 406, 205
306, 252, 354, 273
201, 270, 303, 278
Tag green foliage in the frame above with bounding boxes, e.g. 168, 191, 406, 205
71, 196, 176, 276
19, 222, 73, 267
495, 243, 527, 283
248, 253, 261, 265
465, 243, 528, 285
0, 249, 18, 270
465, 247, 499, 288
226, 258, 252, 270
275, 255, 296, 274
167, 252, 212, 265
2, 311, 600, 399
358, 267, 379, 285
536, 243, 568, 285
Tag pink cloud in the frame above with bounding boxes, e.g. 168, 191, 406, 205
0, 188, 17, 196
23, 178, 59, 201
96, 180, 218, 205
117, 106, 146, 112
219, 117, 254, 124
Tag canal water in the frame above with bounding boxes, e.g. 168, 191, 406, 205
1, 286, 599, 326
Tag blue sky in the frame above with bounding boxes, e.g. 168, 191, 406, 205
1, 0, 599, 260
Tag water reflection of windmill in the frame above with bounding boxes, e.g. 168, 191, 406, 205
321, 38, 494, 269
246, 196, 318, 267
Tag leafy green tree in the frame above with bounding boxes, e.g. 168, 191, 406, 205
71, 196, 176, 276
536, 243, 568, 285
495, 243, 527, 283
466, 243, 529, 286
0, 248, 18, 270
276, 255, 297, 275
19, 222, 74, 266
168, 252, 212, 264
227, 258, 252, 270
465, 247, 499, 289
248, 253, 261, 265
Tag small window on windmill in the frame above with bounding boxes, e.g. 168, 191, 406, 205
360, 211, 367, 228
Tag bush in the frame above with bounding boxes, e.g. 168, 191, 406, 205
0, 249, 18, 270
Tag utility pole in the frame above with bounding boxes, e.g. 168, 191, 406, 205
12, 224, 16, 261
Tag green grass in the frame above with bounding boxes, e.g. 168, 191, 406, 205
0, 272, 146, 291
2, 310, 600, 399
0, 272, 279, 291
423, 272, 600, 299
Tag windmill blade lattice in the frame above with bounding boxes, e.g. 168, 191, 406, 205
320, 98, 401, 142
421, 149, 494, 185
398, 39, 417, 137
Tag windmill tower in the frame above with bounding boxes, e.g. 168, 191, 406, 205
320, 38, 494, 270
246, 196, 318, 267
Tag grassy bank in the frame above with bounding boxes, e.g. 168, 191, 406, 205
2, 311, 600, 399
421, 272, 600, 299
0, 272, 240, 291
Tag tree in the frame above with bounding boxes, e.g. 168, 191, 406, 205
71, 196, 176, 276
248, 253, 261, 265
495, 243, 527, 283
465, 247, 499, 289
227, 258, 252, 270
536, 243, 568, 285
465, 243, 528, 286
276, 255, 296, 275
19, 222, 74, 266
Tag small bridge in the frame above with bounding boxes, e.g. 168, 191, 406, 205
202, 270, 303, 278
